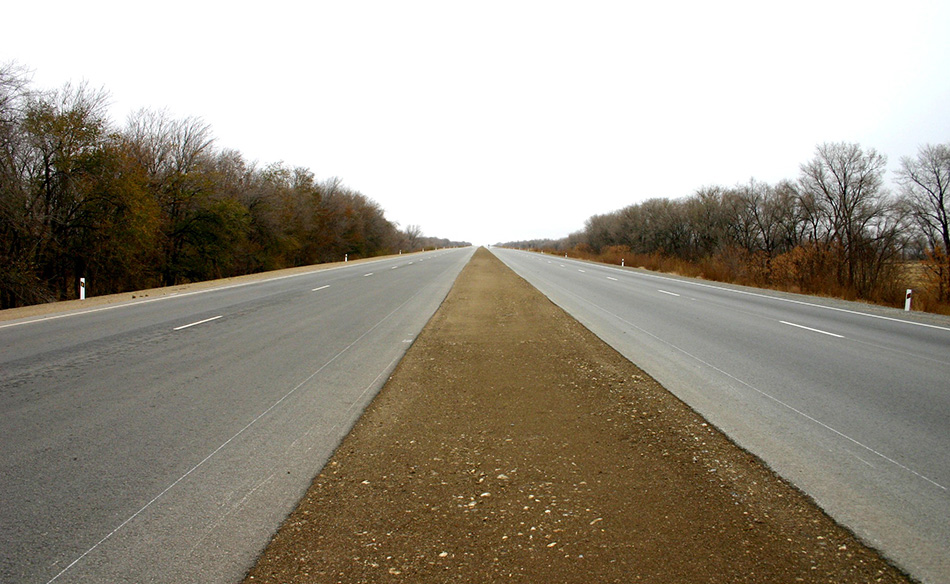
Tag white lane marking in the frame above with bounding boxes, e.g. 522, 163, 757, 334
0, 293, 181, 330
593, 260, 950, 333
606, 276, 618, 281
499, 248, 950, 367
173, 315, 223, 331
780, 321, 844, 338
578, 269, 586, 273
658, 290, 680, 297
44, 279, 431, 583
0, 252, 436, 331
496, 248, 950, 492
363, 273, 374, 277
510, 249, 950, 333
312, 285, 330, 292
391, 265, 399, 270
549, 286, 946, 492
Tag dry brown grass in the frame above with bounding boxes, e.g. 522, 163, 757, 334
529, 245, 950, 316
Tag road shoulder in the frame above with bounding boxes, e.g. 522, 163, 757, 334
243, 247, 909, 583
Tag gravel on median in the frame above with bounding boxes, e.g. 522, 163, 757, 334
243, 248, 910, 583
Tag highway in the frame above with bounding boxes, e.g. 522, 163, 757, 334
490, 247, 950, 584
0, 247, 475, 584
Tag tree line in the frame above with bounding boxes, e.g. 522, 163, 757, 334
503, 142, 950, 313
0, 64, 467, 309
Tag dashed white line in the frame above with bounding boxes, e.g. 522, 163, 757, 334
173, 315, 223, 331
562, 290, 946, 492
583, 256, 950, 333
606, 276, 618, 281
44, 282, 430, 583
311, 285, 330, 292
0, 252, 416, 331
363, 273, 374, 277
780, 321, 844, 338
658, 290, 680, 297
578, 269, 586, 273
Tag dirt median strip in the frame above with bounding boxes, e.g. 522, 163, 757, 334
243, 248, 910, 583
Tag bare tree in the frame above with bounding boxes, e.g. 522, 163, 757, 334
683, 186, 730, 259
731, 179, 802, 260
798, 142, 892, 294
898, 143, 950, 300
404, 224, 423, 250
0, 62, 32, 172
582, 212, 616, 253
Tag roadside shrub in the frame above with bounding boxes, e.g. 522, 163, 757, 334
600, 245, 631, 266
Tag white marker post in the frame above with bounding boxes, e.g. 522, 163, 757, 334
344, 254, 348, 263
905, 289, 912, 311
621, 258, 625, 267
79, 278, 86, 300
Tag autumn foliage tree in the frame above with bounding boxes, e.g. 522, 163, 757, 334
0, 66, 455, 308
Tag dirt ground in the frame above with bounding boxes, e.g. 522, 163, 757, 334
243, 248, 910, 583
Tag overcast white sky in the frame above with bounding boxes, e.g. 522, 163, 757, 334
4, 1, 949, 244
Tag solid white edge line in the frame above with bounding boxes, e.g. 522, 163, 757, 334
173, 315, 223, 331
515, 249, 950, 333
2, 249, 467, 331
43, 252, 451, 583
780, 320, 844, 338
493, 248, 948, 492
534, 274, 947, 492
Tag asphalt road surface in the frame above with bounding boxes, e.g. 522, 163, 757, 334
490, 247, 950, 584
0, 247, 475, 584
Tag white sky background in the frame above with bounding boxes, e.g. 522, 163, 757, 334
3, 1, 949, 245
